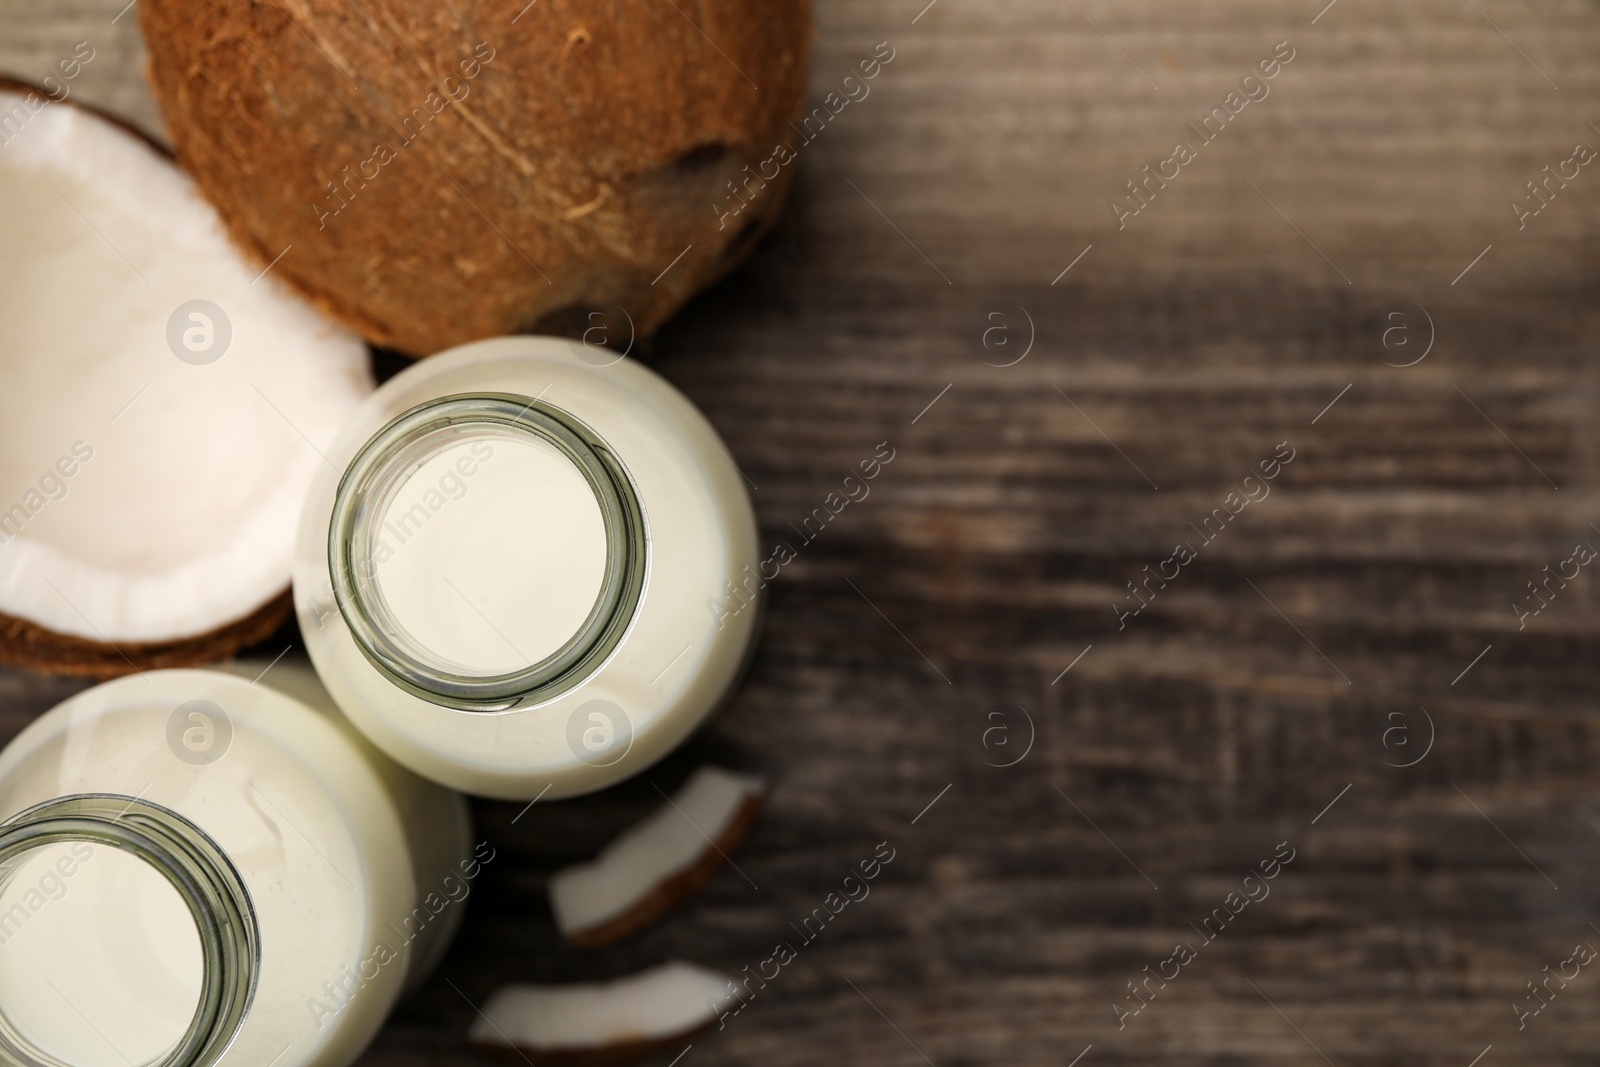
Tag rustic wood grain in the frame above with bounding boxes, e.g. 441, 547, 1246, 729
3, 0, 1600, 1064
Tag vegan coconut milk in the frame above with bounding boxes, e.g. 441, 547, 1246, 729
294, 336, 762, 799
0, 661, 469, 1067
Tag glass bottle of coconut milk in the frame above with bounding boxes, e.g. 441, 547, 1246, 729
0, 660, 471, 1067
294, 336, 763, 800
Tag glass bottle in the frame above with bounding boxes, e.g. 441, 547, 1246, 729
0, 661, 471, 1067
294, 336, 763, 799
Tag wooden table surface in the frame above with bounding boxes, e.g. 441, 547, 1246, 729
5, 1, 1600, 1064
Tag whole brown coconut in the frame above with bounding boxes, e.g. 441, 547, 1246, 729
140, 0, 811, 356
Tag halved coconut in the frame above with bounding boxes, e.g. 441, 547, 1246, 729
0, 80, 371, 676
469, 962, 738, 1066
551, 766, 765, 947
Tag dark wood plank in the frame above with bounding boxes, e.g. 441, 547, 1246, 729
2, 0, 1599, 1064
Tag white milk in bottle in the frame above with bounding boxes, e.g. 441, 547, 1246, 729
294, 336, 764, 799
0, 660, 473, 1067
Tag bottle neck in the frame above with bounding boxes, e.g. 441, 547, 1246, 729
328, 393, 647, 712
0, 795, 257, 1067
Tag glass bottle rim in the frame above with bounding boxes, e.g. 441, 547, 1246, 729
0, 794, 258, 1067
327, 392, 648, 712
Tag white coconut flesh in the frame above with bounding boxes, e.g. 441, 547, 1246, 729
550, 767, 765, 943
469, 962, 737, 1054
0, 88, 370, 644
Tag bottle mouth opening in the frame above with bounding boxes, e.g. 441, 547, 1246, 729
0, 795, 257, 1067
329, 393, 647, 712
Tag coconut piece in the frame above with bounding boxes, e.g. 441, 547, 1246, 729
138, 0, 813, 355
469, 962, 737, 1066
0, 81, 372, 676
551, 767, 765, 947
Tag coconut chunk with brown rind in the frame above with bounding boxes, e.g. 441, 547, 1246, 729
0, 81, 371, 676
551, 766, 765, 947
469, 962, 737, 1066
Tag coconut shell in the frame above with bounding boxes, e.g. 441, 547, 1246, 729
0, 80, 285, 680
0, 76, 169, 155
0, 78, 365, 678
139, 0, 812, 356
0, 591, 293, 680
